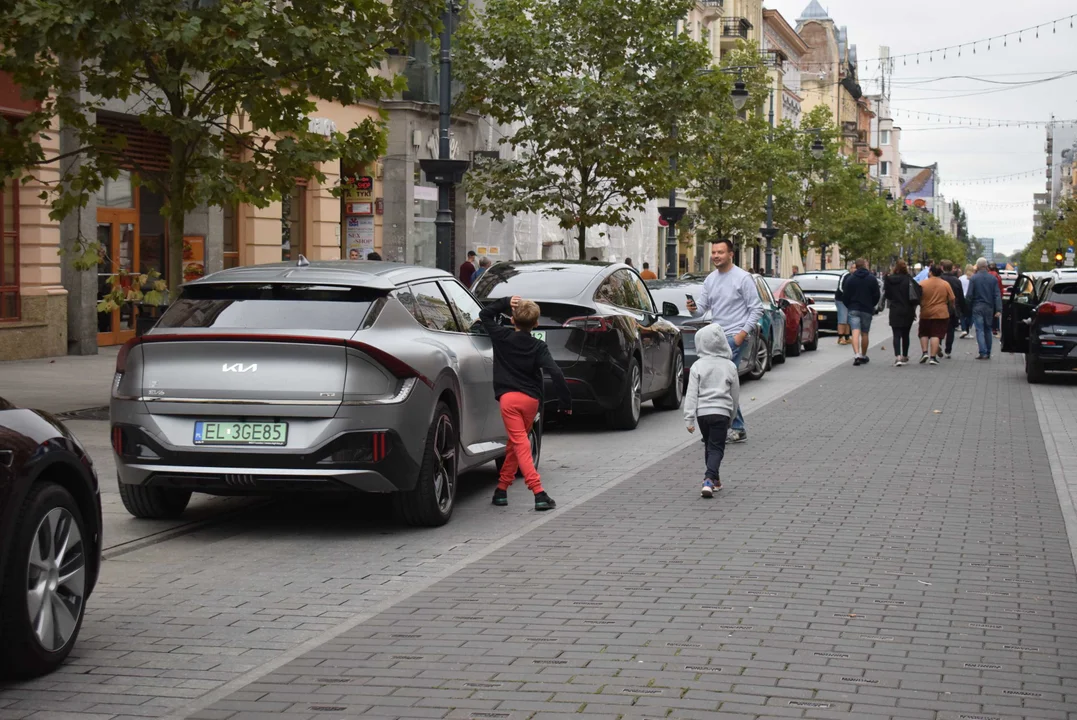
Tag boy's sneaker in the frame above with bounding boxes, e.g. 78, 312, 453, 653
728, 429, 747, 444
929, 356, 940, 365
701, 480, 715, 498
919, 353, 929, 364
534, 491, 556, 511
492, 488, 508, 506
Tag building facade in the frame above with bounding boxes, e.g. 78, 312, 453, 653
1046, 121, 1077, 208
762, 9, 808, 128
1034, 192, 1050, 231
868, 92, 902, 199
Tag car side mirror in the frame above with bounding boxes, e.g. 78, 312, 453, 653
777, 298, 791, 310
661, 301, 680, 317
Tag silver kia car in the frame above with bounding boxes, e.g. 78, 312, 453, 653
110, 259, 542, 527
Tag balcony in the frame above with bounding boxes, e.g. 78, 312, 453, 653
697, 0, 723, 20
1047, 167, 1053, 179
721, 17, 753, 42
761, 49, 787, 69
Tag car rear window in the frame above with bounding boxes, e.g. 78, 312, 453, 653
156, 283, 383, 331
472, 264, 595, 300
795, 276, 841, 292
1050, 282, 1077, 298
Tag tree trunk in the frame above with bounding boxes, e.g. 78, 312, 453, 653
165, 141, 188, 296
577, 225, 587, 260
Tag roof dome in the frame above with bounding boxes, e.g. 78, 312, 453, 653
797, 0, 829, 22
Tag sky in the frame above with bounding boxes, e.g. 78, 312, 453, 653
766, 0, 1077, 255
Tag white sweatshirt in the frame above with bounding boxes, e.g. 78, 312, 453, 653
683, 324, 741, 429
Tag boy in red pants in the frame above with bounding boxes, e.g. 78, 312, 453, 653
479, 295, 572, 510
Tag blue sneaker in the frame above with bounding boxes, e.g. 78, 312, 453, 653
701, 480, 715, 498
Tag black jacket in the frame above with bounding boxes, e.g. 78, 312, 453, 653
842, 268, 882, 314
479, 297, 572, 410
883, 273, 918, 328
941, 272, 967, 317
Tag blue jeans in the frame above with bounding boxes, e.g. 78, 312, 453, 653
971, 304, 994, 357
836, 301, 849, 328
727, 334, 746, 432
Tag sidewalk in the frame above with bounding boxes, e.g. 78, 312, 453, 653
181, 353, 1077, 719
0, 347, 118, 413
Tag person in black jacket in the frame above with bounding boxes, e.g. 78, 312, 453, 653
883, 259, 918, 366
843, 258, 883, 366
479, 295, 572, 511
939, 259, 967, 359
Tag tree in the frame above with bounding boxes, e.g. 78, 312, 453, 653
680, 46, 773, 250
0, 0, 438, 294
454, 0, 712, 258
1016, 197, 1077, 270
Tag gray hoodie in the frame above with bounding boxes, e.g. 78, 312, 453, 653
683, 324, 740, 429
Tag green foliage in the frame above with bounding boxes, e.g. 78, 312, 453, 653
454, 0, 712, 257
1016, 197, 1077, 270
0, 0, 438, 292
97, 269, 168, 313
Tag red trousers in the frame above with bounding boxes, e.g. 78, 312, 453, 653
498, 392, 542, 493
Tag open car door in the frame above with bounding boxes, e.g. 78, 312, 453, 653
1001, 274, 1038, 353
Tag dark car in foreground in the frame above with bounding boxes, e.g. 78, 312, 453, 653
474, 261, 684, 429
0, 397, 102, 678
111, 260, 544, 528
764, 278, 820, 355
1002, 272, 1077, 382
647, 279, 765, 381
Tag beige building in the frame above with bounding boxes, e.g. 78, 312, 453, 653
762, 9, 809, 128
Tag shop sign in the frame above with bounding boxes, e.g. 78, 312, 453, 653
345, 216, 375, 260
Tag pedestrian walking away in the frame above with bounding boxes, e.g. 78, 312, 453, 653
683, 325, 740, 498
640, 262, 657, 280
966, 257, 1003, 360
959, 264, 974, 337
685, 239, 763, 444
842, 258, 882, 366
459, 250, 478, 286
940, 259, 968, 358
883, 259, 917, 366
834, 264, 853, 345
479, 295, 573, 510
471, 255, 492, 286
988, 263, 1005, 336
917, 265, 956, 365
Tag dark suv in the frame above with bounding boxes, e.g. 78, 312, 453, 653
1001, 273, 1077, 382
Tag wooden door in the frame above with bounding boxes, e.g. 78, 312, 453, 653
96, 207, 140, 347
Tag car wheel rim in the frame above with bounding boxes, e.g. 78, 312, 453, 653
529, 425, 540, 466
674, 353, 684, 402
758, 340, 768, 369
631, 364, 642, 421
27, 507, 86, 653
432, 414, 456, 513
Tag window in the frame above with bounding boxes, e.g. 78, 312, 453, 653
96, 171, 134, 208
282, 185, 306, 262
594, 272, 629, 307
156, 283, 380, 331
880, 129, 891, 145
410, 281, 459, 332
631, 273, 656, 313
223, 204, 239, 269
1, 176, 18, 321
438, 280, 484, 333
880, 160, 891, 177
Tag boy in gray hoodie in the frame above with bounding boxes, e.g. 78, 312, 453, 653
684, 324, 741, 498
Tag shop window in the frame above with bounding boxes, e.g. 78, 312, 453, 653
96, 171, 134, 208
281, 185, 306, 262
0, 177, 18, 321
139, 186, 166, 277
223, 204, 239, 268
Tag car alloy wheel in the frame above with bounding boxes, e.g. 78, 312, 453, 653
27, 507, 86, 653
432, 414, 457, 513
630, 362, 642, 423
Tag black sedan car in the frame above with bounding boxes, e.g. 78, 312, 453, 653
473, 261, 684, 430
647, 279, 765, 381
0, 397, 102, 678
1002, 272, 1077, 382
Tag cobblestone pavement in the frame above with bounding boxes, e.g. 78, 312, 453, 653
0, 333, 872, 719
169, 350, 1077, 719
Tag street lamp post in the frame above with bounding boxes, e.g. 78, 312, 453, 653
761, 88, 776, 277
419, 0, 469, 273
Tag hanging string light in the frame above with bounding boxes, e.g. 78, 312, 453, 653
942, 168, 1045, 186
890, 109, 1077, 129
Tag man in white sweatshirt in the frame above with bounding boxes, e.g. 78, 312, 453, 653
684, 324, 741, 498
685, 239, 762, 443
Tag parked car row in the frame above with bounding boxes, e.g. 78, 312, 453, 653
1001, 270, 1077, 383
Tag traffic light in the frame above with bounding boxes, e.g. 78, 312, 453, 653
1056, 248, 1066, 268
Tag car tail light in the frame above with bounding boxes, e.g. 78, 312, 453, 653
116, 336, 142, 373
564, 316, 615, 332
1038, 302, 1075, 316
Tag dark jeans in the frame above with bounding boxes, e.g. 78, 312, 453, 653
961, 313, 972, 333
972, 303, 994, 357
891, 325, 911, 357
944, 315, 959, 355
697, 414, 730, 482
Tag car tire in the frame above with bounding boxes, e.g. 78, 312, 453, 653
607, 358, 642, 430
747, 338, 769, 381
804, 326, 819, 352
653, 349, 685, 411
0, 482, 89, 679
786, 323, 802, 357
495, 413, 542, 477
394, 401, 457, 527
1025, 352, 1046, 384
117, 481, 191, 519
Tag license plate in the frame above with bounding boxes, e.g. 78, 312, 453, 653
194, 421, 288, 446
531, 330, 547, 341
818, 314, 827, 321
